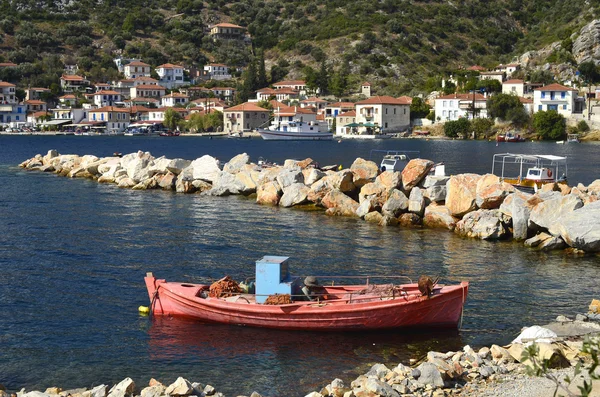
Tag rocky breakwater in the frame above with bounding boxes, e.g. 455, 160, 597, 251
19, 150, 600, 253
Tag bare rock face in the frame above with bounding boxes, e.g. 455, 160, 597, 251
455, 209, 508, 240
375, 170, 402, 190
382, 189, 409, 217
423, 204, 458, 231
529, 194, 584, 236
321, 189, 359, 217
476, 182, 515, 209
157, 172, 177, 190
279, 183, 310, 207
256, 181, 282, 205
235, 166, 260, 193
356, 197, 375, 218
446, 174, 482, 218
572, 20, 600, 64
191, 155, 221, 183
223, 153, 250, 174
350, 158, 379, 188
401, 159, 434, 190
556, 200, 600, 252
164, 377, 193, 396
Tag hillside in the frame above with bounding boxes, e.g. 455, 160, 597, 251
0, 0, 599, 97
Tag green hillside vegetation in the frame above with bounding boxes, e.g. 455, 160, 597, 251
1, 0, 600, 98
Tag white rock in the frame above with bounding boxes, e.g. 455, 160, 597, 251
191, 155, 222, 183
512, 325, 558, 344
165, 377, 193, 396
107, 378, 135, 397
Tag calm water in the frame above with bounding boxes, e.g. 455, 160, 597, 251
1, 136, 600, 397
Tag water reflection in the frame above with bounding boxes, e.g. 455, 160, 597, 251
147, 316, 465, 396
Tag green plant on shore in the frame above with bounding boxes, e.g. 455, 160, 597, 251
522, 337, 600, 397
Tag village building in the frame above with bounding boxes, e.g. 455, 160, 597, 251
60, 75, 89, 92
434, 93, 488, 122
300, 97, 328, 114
128, 106, 151, 122
324, 102, 355, 129
209, 23, 246, 40
25, 87, 50, 101
272, 80, 309, 97
123, 61, 151, 79
223, 102, 270, 134
88, 106, 130, 132
148, 107, 189, 122
355, 96, 411, 133
361, 82, 372, 97
161, 92, 189, 107
27, 111, 50, 125
155, 63, 185, 89
502, 79, 525, 97
130, 85, 166, 99
210, 87, 236, 101
51, 106, 88, 125
124, 97, 160, 108
93, 90, 122, 107
335, 110, 356, 136
24, 100, 47, 113
270, 106, 318, 130
495, 63, 520, 78
479, 71, 505, 84
203, 64, 232, 80
58, 94, 78, 107
533, 83, 584, 116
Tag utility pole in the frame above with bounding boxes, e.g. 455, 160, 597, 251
588, 82, 592, 121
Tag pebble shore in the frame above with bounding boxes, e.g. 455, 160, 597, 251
3, 312, 600, 397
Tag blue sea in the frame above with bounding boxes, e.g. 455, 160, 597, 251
1, 135, 599, 396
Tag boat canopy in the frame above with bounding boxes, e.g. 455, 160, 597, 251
492, 153, 568, 179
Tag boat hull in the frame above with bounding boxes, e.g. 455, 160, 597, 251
258, 129, 333, 141
337, 134, 393, 140
145, 276, 468, 331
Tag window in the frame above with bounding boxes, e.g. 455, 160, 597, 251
561, 92, 566, 99
404, 108, 406, 114
563, 104, 567, 110
442, 110, 447, 117
385, 108, 388, 114
443, 101, 447, 107
541, 92, 546, 99
394, 108, 396, 115
538, 105, 542, 111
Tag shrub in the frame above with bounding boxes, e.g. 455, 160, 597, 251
577, 120, 590, 133
444, 118, 470, 138
471, 117, 494, 139
533, 110, 566, 140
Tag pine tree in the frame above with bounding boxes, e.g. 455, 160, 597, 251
257, 49, 267, 89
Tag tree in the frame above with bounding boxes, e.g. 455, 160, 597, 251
442, 81, 456, 95
471, 117, 494, 139
164, 108, 183, 131
529, 70, 554, 85
410, 97, 430, 120
257, 49, 267, 88
316, 59, 329, 95
487, 93, 523, 120
533, 110, 565, 140
578, 61, 600, 84
444, 118, 470, 138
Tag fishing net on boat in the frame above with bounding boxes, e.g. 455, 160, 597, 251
355, 284, 404, 298
209, 276, 242, 298
263, 294, 292, 305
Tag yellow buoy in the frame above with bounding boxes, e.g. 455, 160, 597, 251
338, 164, 343, 170
138, 305, 150, 315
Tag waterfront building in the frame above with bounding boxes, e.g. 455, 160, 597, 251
223, 102, 270, 134
300, 97, 328, 114
88, 106, 130, 133
434, 93, 488, 122
24, 100, 47, 113
355, 96, 411, 133
335, 110, 356, 136
533, 83, 583, 116
324, 102, 355, 130
25, 87, 50, 101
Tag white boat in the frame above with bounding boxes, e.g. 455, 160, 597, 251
337, 133, 393, 140
567, 134, 580, 143
492, 153, 568, 192
258, 120, 332, 141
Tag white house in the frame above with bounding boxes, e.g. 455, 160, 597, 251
161, 92, 189, 107
203, 63, 231, 80
533, 83, 579, 116
335, 110, 356, 136
495, 63, 520, 78
272, 80, 309, 97
130, 84, 166, 99
271, 106, 318, 130
502, 79, 525, 97
60, 74, 88, 92
479, 71, 504, 84
93, 90, 122, 107
0, 81, 17, 104
355, 96, 411, 133
210, 87, 235, 101
124, 61, 151, 79
300, 97, 328, 114
324, 101, 355, 129
434, 93, 488, 122
155, 63, 185, 89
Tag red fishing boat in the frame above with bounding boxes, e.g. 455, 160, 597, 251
144, 256, 469, 331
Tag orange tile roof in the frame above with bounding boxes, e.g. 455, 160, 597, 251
25, 100, 46, 105
162, 93, 189, 98
534, 83, 577, 92
356, 96, 410, 105
0, 81, 15, 87
301, 97, 327, 103
467, 65, 486, 71
519, 97, 533, 103
61, 75, 85, 81
213, 23, 244, 29
156, 63, 183, 69
59, 94, 77, 99
273, 80, 306, 86
31, 111, 50, 117
337, 110, 356, 117
327, 102, 355, 108
95, 90, 121, 95
436, 93, 486, 101
126, 61, 150, 67
0, 62, 17, 67
397, 96, 413, 104
135, 84, 166, 90
503, 79, 524, 84
225, 102, 270, 112
90, 106, 130, 113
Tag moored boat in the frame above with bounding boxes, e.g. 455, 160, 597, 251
144, 255, 469, 331
492, 153, 568, 192
258, 121, 332, 141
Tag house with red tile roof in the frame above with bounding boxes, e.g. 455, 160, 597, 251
24, 99, 47, 113
210, 23, 246, 40
335, 110, 356, 136
161, 92, 189, 107
130, 84, 166, 99
324, 101, 355, 129
155, 63, 185, 89
502, 79, 525, 97
300, 97, 328, 114
93, 90, 122, 107
203, 63, 232, 80
60, 75, 89, 92
88, 106, 130, 132
124, 61, 151, 79
355, 96, 411, 134
223, 102, 270, 134
533, 83, 582, 116
434, 92, 488, 122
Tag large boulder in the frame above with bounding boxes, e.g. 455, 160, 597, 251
381, 189, 409, 217
303, 168, 326, 185
235, 166, 260, 193
446, 173, 482, 217
401, 159, 434, 190
328, 169, 356, 193
210, 171, 248, 195
157, 172, 177, 190
125, 152, 153, 182
164, 377, 193, 396
476, 179, 515, 209
356, 197, 375, 218
423, 203, 458, 230
500, 191, 532, 240
276, 168, 304, 189
350, 158, 379, 188
107, 378, 135, 397
307, 178, 332, 205
556, 200, 600, 251
359, 181, 388, 207
191, 155, 221, 183
223, 153, 250, 174
84, 157, 111, 176
408, 187, 426, 215
455, 209, 508, 240
42, 149, 59, 166
375, 171, 402, 190
416, 362, 444, 388
256, 181, 282, 205
279, 183, 310, 207
321, 189, 359, 217
529, 194, 584, 236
